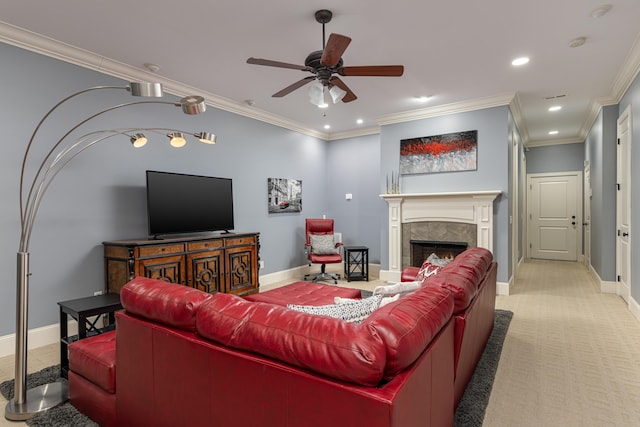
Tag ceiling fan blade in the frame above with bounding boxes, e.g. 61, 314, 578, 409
247, 57, 311, 71
272, 76, 316, 97
329, 77, 357, 103
338, 65, 404, 77
320, 33, 352, 67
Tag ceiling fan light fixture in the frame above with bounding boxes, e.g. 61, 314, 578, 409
329, 85, 347, 103
308, 80, 326, 107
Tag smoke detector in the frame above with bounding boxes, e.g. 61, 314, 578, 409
144, 63, 161, 73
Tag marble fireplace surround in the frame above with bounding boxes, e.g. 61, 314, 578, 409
380, 191, 501, 282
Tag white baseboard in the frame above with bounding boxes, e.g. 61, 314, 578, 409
379, 270, 400, 282
0, 321, 78, 359
497, 280, 510, 296
630, 296, 640, 323
259, 263, 381, 289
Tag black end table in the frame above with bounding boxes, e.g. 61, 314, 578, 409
343, 246, 369, 282
58, 293, 122, 378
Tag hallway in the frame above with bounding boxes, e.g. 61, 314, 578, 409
483, 259, 640, 426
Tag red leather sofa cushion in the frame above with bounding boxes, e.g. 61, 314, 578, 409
401, 247, 494, 313
120, 277, 212, 331
196, 292, 387, 386
245, 281, 361, 306
68, 330, 116, 393
427, 267, 479, 313
363, 286, 454, 379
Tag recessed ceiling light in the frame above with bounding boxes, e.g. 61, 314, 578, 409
590, 4, 612, 18
356, 118, 364, 124
324, 124, 331, 130
569, 37, 587, 48
511, 57, 530, 66
548, 106, 562, 112
415, 95, 432, 103
548, 130, 559, 135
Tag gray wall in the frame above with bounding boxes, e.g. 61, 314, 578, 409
378, 106, 511, 283
525, 143, 585, 174
326, 134, 386, 263
1, 42, 335, 334
584, 106, 618, 281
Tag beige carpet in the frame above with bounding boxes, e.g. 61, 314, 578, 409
484, 259, 640, 426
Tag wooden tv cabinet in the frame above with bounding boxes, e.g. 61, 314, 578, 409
103, 232, 260, 296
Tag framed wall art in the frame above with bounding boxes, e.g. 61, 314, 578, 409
268, 177, 302, 213
400, 130, 478, 175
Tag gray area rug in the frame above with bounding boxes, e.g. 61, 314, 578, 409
455, 309, 514, 427
1, 310, 512, 427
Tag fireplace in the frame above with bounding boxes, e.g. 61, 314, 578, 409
402, 221, 476, 269
380, 191, 501, 281
410, 240, 468, 267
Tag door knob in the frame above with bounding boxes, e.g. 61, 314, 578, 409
623, 232, 629, 237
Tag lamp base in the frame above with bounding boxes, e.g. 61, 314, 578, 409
4, 380, 68, 421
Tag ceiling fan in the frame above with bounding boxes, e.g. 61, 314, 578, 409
247, 9, 404, 104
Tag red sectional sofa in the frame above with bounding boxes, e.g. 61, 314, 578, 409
401, 247, 497, 404
68, 247, 496, 426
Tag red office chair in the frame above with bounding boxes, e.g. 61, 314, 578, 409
304, 218, 342, 284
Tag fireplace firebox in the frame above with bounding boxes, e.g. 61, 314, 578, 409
410, 240, 468, 267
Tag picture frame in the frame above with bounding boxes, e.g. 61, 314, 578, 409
268, 178, 302, 213
400, 130, 478, 174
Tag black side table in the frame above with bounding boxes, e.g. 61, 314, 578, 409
58, 293, 123, 378
343, 246, 369, 282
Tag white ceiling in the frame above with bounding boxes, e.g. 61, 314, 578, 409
2, 1, 640, 144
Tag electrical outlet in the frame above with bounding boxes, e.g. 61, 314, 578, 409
259, 260, 265, 269
93, 290, 103, 296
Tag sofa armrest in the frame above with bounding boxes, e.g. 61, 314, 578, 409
401, 267, 420, 282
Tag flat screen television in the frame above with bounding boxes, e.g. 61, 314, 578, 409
146, 170, 234, 237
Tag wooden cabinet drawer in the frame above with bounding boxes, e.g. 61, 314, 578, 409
188, 240, 223, 251
138, 243, 184, 257
225, 236, 255, 246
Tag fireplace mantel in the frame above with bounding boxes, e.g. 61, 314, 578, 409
380, 191, 501, 281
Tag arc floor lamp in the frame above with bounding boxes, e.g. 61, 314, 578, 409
5, 81, 215, 420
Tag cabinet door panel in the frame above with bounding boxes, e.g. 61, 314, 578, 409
137, 255, 185, 284
225, 246, 257, 295
187, 250, 224, 293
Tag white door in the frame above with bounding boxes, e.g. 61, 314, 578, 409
584, 162, 592, 269
528, 173, 581, 261
617, 106, 632, 303
511, 131, 519, 279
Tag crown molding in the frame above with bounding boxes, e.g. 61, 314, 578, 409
526, 136, 584, 148
376, 93, 515, 126
327, 125, 380, 141
608, 32, 640, 103
509, 92, 532, 146
0, 21, 328, 140
4, 20, 640, 144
